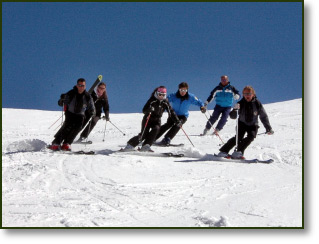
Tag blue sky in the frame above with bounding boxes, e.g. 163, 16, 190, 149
2, 2, 302, 113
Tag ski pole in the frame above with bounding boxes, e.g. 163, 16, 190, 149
103, 119, 108, 142
180, 126, 195, 147
61, 103, 64, 126
84, 117, 93, 148
108, 120, 126, 136
204, 112, 225, 145
235, 110, 239, 151
139, 113, 151, 142
48, 115, 62, 129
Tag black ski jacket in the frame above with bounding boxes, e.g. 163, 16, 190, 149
237, 97, 272, 132
142, 95, 179, 125
91, 91, 110, 119
58, 86, 95, 117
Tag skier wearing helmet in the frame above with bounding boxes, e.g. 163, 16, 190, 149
124, 86, 181, 152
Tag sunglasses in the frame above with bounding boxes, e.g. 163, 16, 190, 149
179, 89, 188, 92
243, 93, 253, 96
77, 84, 85, 87
157, 92, 166, 97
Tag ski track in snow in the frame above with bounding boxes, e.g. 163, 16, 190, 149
2, 99, 302, 227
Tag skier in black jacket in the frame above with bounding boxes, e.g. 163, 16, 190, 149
124, 86, 181, 152
77, 82, 110, 141
49, 78, 95, 151
217, 86, 274, 159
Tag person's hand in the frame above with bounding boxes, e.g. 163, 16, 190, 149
176, 121, 183, 128
234, 94, 240, 100
58, 94, 69, 106
234, 103, 240, 110
200, 106, 206, 113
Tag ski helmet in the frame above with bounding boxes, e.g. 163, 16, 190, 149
154, 86, 167, 100
157, 87, 167, 93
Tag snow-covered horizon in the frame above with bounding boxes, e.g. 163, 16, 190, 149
2, 97, 302, 114
2, 98, 302, 227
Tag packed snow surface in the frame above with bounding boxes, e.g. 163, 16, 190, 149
2, 99, 302, 227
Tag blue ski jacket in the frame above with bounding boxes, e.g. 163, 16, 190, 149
206, 82, 240, 108
167, 91, 204, 118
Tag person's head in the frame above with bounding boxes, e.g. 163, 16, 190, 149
242, 86, 256, 102
96, 82, 106, 97
76, 78, 86, 94
220, 75, 229, 86
154, 86, 167, 100
178, 82, 189, 97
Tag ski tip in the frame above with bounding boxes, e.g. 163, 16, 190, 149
98, 75, 103, 81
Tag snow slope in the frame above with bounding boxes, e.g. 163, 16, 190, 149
2, 99, 302, 227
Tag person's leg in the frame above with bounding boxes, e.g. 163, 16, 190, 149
205, 107, 221, 130
64, 115, 85, 144
155, 117, 175, 140
237, 125, 258, 155
219, 121, 246, 154
164, 116, 187, 141
80, 116, 99, 138
215, 107, 231, 131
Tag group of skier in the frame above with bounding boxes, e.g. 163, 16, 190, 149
48, 75, 274, 159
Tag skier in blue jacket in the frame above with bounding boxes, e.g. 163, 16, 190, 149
156, 82, 206, 146
202, 75, 240, 136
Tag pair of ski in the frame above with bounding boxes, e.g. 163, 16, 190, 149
118, 148, 184, 158
47, 146, 95, 155
211, 154, 274, 164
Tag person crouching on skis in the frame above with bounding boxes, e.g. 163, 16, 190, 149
155, 82, 206, 146
216, 85, 274, 159
49, 78, 96, 151
124, 86, 181, 152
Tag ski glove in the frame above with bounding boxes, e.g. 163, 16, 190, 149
200, 106, 207, 113
234, 103, 240, 110
102, 116, 110, 121
176, 121, 183, 128
234, 94, 240, 100
58, 94, 69, 106
229, 109, 238, 119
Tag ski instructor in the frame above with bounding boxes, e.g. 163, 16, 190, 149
216, 85, 274, 159
202, 75, 240, 136
49, 78, 96, 151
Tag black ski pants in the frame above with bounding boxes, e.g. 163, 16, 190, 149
156, 115, 187, 141
52, 111, 84, 145
80, 115, 100, 139
219, 121, 258, 155
127, 116, 161, 147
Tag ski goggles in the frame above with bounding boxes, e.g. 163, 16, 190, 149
77, 84, 85, 87
157, 92, 166, 97
179, 89, 188, 92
